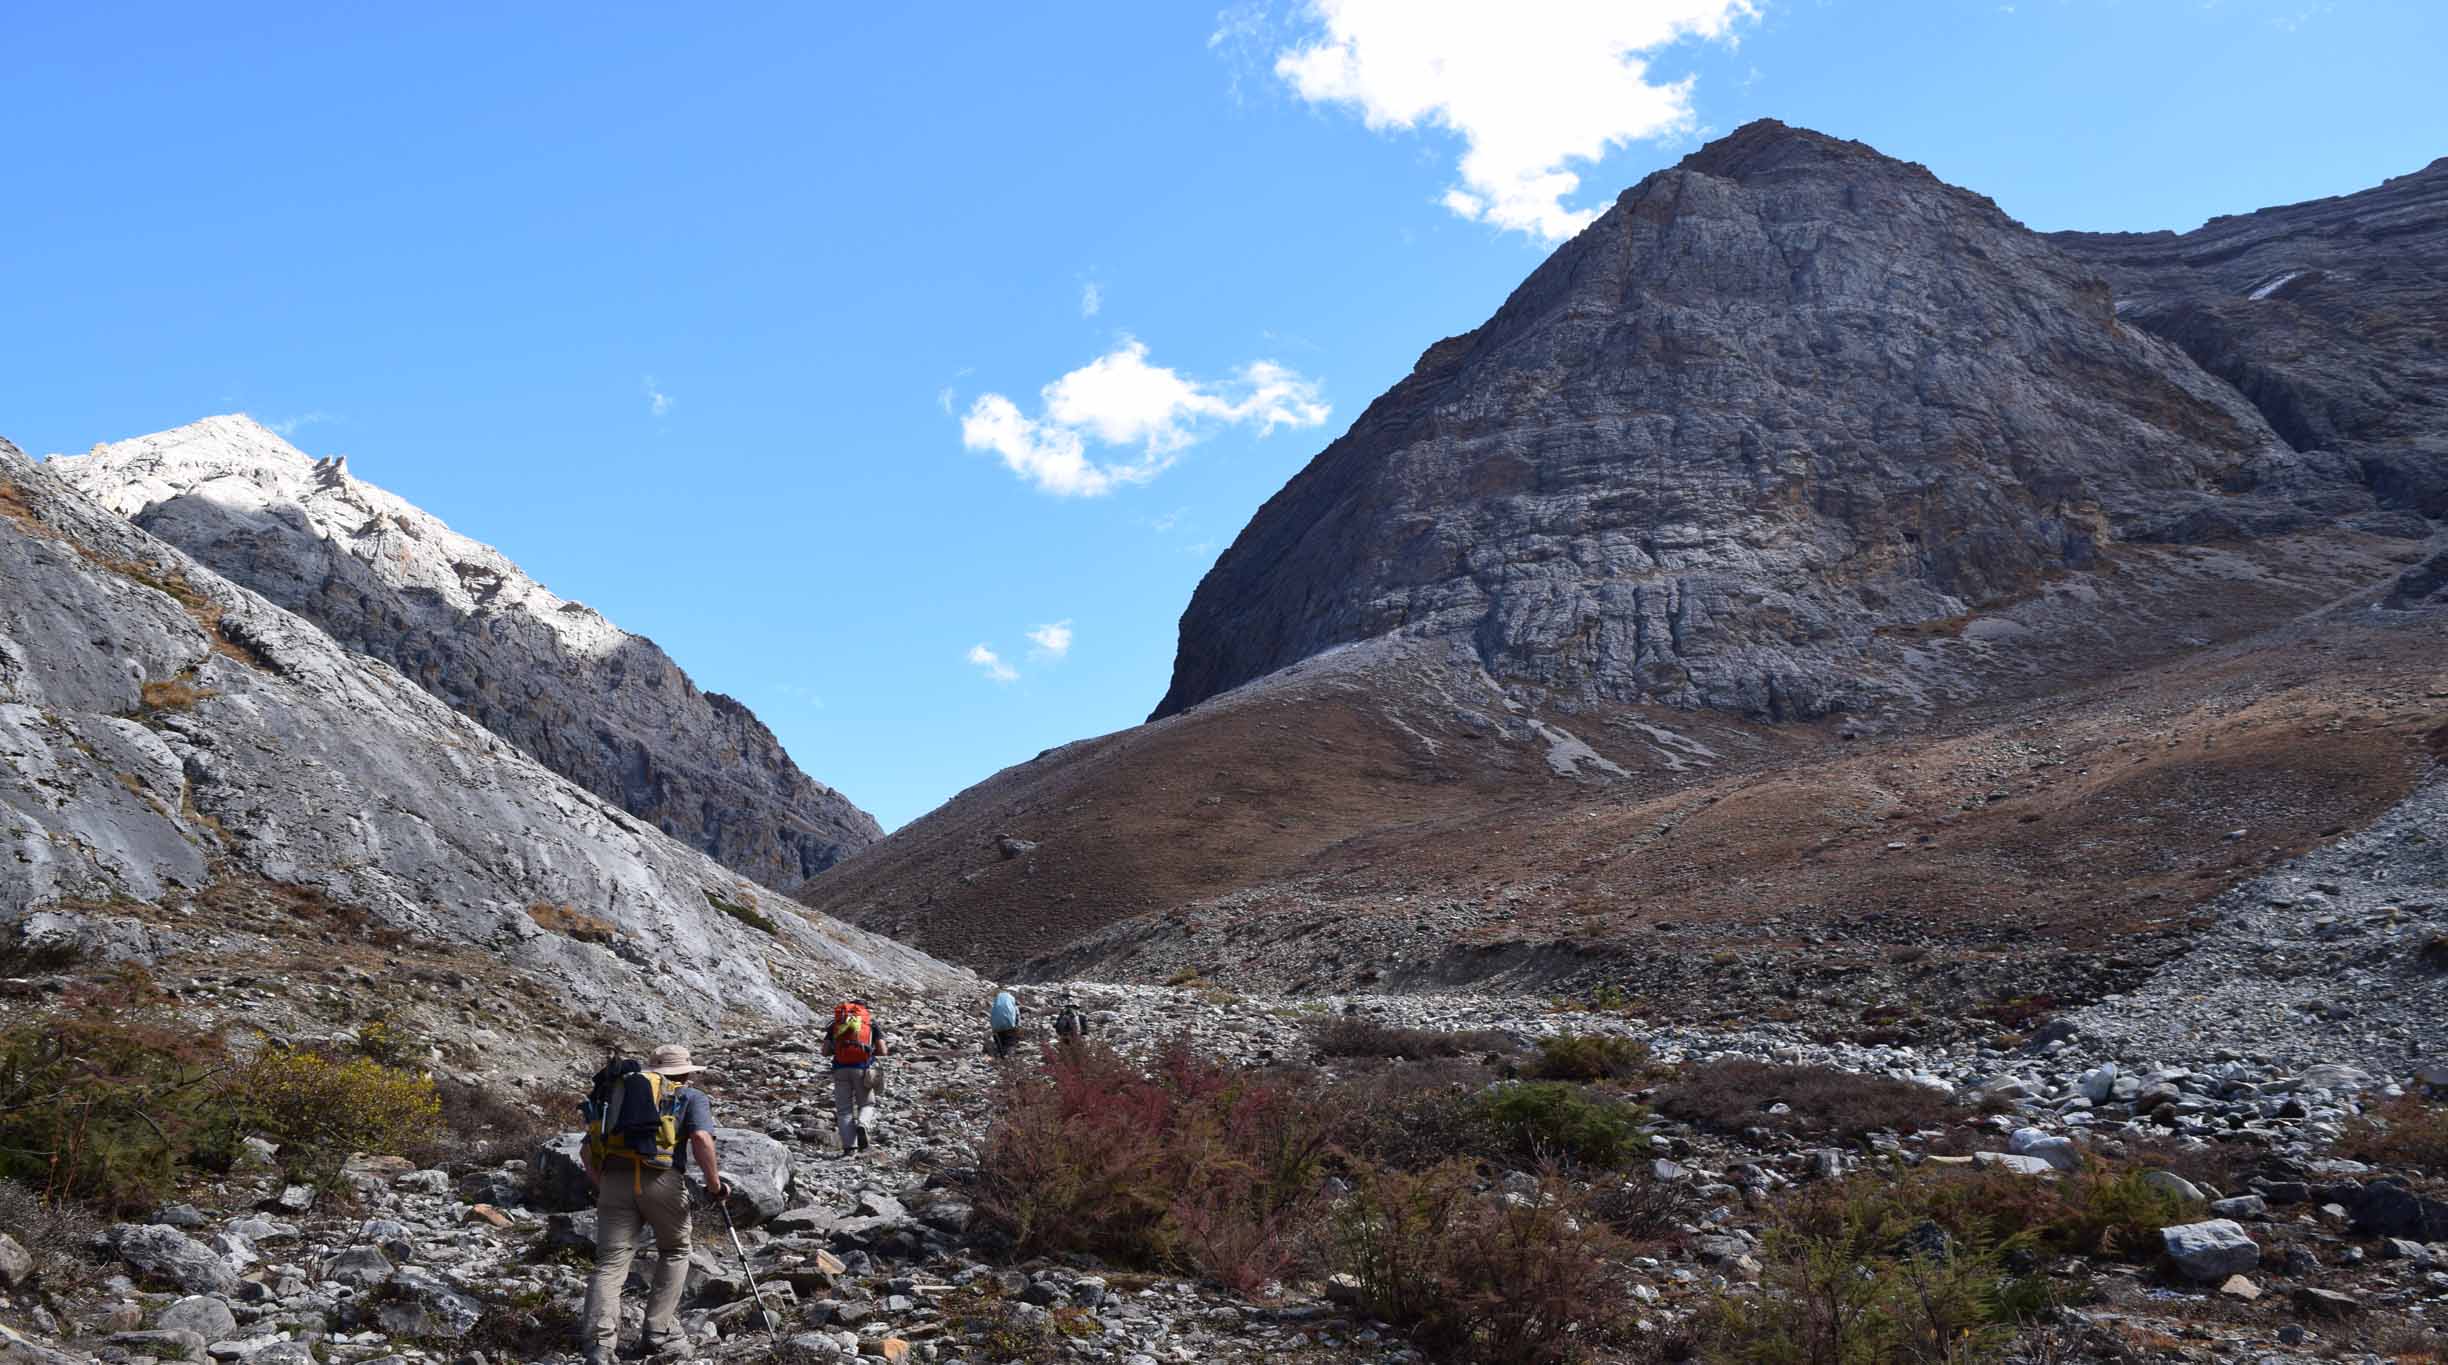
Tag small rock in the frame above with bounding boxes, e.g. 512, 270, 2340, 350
0, 1234, 31, 1290
2216, 1274, 2259, 1301
2292, 1286, 2360, 1319
2141, 1170, 2203, 1203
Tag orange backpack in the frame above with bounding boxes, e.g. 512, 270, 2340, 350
830, 1002, 875, 1065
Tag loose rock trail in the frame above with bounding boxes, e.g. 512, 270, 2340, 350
16, 974, 2446, 1363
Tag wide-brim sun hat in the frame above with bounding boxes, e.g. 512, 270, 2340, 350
647, 1044, 706, 1077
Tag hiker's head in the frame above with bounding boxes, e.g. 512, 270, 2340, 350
646, 1043, 707, 1081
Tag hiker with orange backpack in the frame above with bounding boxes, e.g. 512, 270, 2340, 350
825, 999, 887, 1155
579, 1044, 724, 1364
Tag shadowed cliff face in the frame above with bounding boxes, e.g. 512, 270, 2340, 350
2052, 154, 2448, 521
50, 416, 881, 893
1154, 120, 2424, 725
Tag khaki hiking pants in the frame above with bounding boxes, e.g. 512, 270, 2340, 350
584, 1162, 691, 1353
833, 1067, 879, 1150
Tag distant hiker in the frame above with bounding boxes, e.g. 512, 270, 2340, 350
825, 999, 886, 1154
1053, 995, 1090, 1041
989, 987, 1022, 1057
580, 1044, 723, 1365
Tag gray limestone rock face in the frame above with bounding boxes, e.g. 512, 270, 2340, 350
2052, 155, 2448, 523
1155, 120, 2433, 724
0, 441, 973, 1043
48, 415, 881, 894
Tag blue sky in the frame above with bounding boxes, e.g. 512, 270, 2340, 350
5, 1, 2442, 829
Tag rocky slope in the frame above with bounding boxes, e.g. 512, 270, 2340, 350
7, 984, 2444, 1364
48, 416, 879, 895
0, 437, 966, 1072
2052, 153, 2448, 523
1154, 120, 2429, 725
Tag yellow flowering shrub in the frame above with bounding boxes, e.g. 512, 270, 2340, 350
243, 1047, 440, 1183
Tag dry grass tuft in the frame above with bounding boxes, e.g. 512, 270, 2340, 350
527, 902, 619, 944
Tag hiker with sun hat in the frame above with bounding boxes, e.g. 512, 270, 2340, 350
580, 1043, 724, 1363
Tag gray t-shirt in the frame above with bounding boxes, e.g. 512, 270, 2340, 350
671, 1085, 712, 1146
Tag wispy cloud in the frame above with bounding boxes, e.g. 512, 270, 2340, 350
1149, 508, 1185, 533
1025, 620, 1074, 659
262, 411, 335, 438
960, 338, 1328, 497
643, 375, 672, 417
967, 643, 1019, 684
1273, 0, 1759, 241
1080, 281, 1104, 318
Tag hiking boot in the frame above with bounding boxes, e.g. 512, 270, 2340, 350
618, 1335, 690, 1361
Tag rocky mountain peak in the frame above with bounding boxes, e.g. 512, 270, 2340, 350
1153, 125, 2423, 725
52, 416, 883, 891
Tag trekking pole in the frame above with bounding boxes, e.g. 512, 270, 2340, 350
709, 1189, 785, 1343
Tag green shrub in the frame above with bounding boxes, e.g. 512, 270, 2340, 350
1694, 1177, 2058, 1364
0, 973, 242, 1211
1525, 1034, 1649, 1082
1335, 1161, 1630, 1364
703, 890, 779, 935
0, 974, 441, 1210
1472, 1082, 1647, 1170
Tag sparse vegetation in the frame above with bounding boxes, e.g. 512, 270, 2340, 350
138, 673, 218, 715
1311, 1017, 1514, 1061
243, 1045, 441, 1187
1692, 1174, 2060, 1365
527, 901, 618, 944
1336, 1161, 1631, 1364
1654, 1059, 1955, 1139
704, 889, 780, 935
0, 965, 439, 1210
1472, 1082, 1648, 1170
972, 1037, 1341, 1293
2337, 1094, 2448, 1176
1524, 1033, 1650, 1082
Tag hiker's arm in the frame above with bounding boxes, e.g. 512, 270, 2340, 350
691, 1130, 724, 1198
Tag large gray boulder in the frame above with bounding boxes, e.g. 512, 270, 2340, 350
2160, 1219, 2260, 1283
154, 1296, 236, 1341
50, 416, 884, 893
700, 1127, 795, 1226
105, 1224, 241, 1297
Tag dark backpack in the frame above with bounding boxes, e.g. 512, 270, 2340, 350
583, 1058, 682, 1168
1055, 1006, 1086, 1038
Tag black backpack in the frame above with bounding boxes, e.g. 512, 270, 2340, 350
583, 1058, 680, 1168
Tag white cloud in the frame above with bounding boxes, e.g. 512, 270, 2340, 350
967, 643, 1019, 684
1080, 281, 1103, 317
1274, 0, 1759, 241
262, 411, 334, 438
643, 376, 672, 417
1025, 620, 1074, 658
960, 338, 1328, 497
